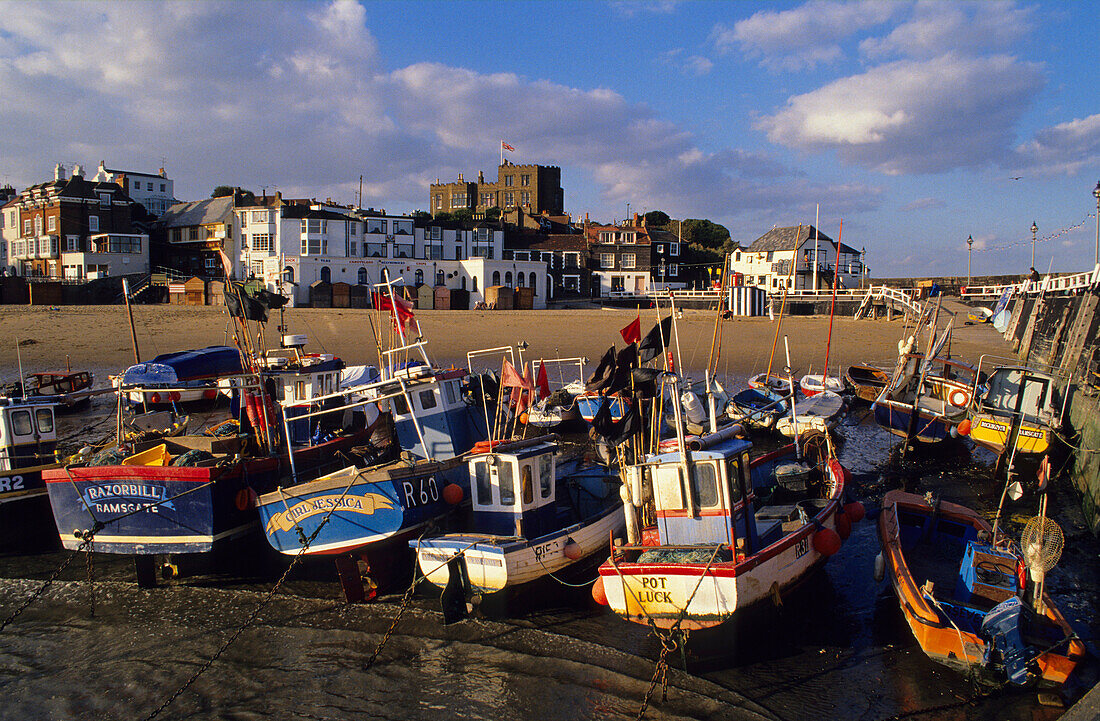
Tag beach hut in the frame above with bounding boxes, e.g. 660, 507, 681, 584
183, 277, 205, 306
450, 288, 469, 310
206, 280, 225, 306
514, 286, 534, 310
349, 283, 370, 308
332, 282, 351, 308
309, 280, 332, 308
433, 285, 450, 310
485, 285, 513, 310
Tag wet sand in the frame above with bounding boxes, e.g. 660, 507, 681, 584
0, 304, 1012, 381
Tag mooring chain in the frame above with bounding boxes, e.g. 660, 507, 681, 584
84, 533, 96, 619
0, 528, 97, 633
363, 573, 420, 671
637, 628, 679, 720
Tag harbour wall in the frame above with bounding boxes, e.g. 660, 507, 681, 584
998, 286, 1100, 534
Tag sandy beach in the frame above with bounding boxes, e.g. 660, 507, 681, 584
0, 304, 1013, 384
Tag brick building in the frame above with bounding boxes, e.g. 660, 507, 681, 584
430, 160, 563, 217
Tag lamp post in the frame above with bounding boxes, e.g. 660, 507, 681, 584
1093, 180, 1100, 267
967, 234, 973, 288
1030, 221, 1037, 270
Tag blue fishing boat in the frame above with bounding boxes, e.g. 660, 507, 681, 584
873, 353, 976, 444
0, 396, 58, 508
575, 391, 630, 423
727, 386, 787, 428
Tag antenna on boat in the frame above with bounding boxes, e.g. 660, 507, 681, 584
783, 335, 800, 460
15, 339, 26, 401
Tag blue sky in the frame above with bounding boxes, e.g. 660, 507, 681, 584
1, 0, 1098, 277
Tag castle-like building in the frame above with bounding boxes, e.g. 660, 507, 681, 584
429, 161, 563, 217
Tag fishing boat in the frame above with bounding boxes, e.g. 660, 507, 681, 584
0, 396, 58, 508
844, 363, 890, 403
799, 373, 845, 397
876, 490, 1085, 685
44, 337, 369, 585
748, 372, 798, 396
123, 346, 242, 406
727, 386, 787, 429
523, 358, 587, 431
873, 353, 977, 444
411, 435, 621, 616
776, 389, 844, 438
575, 391, 630, 424
962, 359, 1066, 460
594, 423, 857, 639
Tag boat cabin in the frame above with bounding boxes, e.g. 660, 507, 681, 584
469, 438, 558, 538
385, 365, 475, 460
642, 437, 763, 553
978, 367, 1061, 425
0, 398, 57, 472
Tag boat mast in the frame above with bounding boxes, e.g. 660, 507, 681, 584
764, 224, 801, 384
821, 220, 843, 384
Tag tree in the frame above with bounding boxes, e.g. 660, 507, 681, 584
680, 219, 730, 250
211, 185, 255, 200
644, 210, 670, 227
484, 205, 502, 221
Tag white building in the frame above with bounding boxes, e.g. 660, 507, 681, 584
93, 161, 178, 217
235, 198, 548, 308
729, 225, 862, 293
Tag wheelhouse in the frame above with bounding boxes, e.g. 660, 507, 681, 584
469, 438, 558, 539
0, 399, 57, 472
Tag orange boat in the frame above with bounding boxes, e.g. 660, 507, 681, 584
877, 490, 1084, 686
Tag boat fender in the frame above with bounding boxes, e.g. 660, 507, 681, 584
681, 391, 706, 424
564, 538, 583, 561
835, 511, 852, 540
626, 465, 643, 505
957, 419, 972, 436
813, 527, 841, 556
591, 576, 608, 606
443, 483, 464, 505
234, 487, 257, 511
873, 552, 886, 582
843, 501, 866, 523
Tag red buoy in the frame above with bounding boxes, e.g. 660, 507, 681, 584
203, 388, 218, 400
169, 391, 182, 402
844, 501, 866, 523
149, 392, 161, 404
442, 483, 464, 505
957, 419, 972, 436
835, 511, 852, 540
813, 527, 842, 556
592, 575, 608, 605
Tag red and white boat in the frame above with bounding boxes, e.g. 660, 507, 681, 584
594, 428, 861, 637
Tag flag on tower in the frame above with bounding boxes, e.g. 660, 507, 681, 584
501, 141, 515, 152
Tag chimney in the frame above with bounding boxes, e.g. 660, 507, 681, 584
54, 163, 66, 181
457, 173, 464, 182
71, 164, 84, 178
633, 212, 639, 227
477, 170, 485, 183
158, 168, 166, 177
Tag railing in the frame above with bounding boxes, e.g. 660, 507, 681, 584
961, 265, 1100, 299
854, 285, 924, 319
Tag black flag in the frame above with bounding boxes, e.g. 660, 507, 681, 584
585, 345, 617, 392
638, 316, 673, 364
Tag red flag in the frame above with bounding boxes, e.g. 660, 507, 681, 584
501, 141, 515, 152
500, 360, 532, 390
536, 360, 551, 400
620, 315, 641, 345
374, 291, 415, 326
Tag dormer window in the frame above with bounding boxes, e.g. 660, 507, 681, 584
99, 193, 111, 208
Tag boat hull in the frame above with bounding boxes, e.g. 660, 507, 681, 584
873, 399, 957, 443
878, 490, 1085, 685
967, 413, 1052, 456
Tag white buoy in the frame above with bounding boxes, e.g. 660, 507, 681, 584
874, 552, 886, 582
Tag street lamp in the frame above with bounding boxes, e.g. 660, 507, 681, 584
1093, 180, 1099, 267
967, 234, 973, 288
1030, 221, 1037, 270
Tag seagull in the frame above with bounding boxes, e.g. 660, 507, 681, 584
1008, 176, 1023, 180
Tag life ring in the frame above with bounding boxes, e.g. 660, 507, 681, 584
948, 388, 970, 408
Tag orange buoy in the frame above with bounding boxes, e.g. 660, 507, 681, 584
519, 412, 529, 425
591, 575, 608, 605
149, 392, 161, 404
813, 527, 841, 556
443, 483, 464, 505
235, 487, 256, 511
843, 501, 866, 523
564, 540, 583, 560
957, 419, 972, 436
835, 511, 852, 540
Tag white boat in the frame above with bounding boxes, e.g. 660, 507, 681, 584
776, 390, 844, 437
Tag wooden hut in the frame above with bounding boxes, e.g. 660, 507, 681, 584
433, 285, 450, 310
416, 284, 434, 309
514, 286, 535, 310
449, 288, 469, 310
183, 276, 205, 306
349, 283, 370, 308
485, 285, 513, 310
309, 280, 332, 308
332, 281, 351, 308
206, 279, 225, 306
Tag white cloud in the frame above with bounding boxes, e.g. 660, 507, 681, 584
713, 0, 899, 71
1014, 113, 1100, 176
756, 54, 1044, 174
859, 0, 1033, 60
658, 49, 714, 77
899, 197, 944, 212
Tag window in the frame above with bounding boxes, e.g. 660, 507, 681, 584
99, 193, 111, 208
539, 455, 552, 498
622, 232, 635, 243
504, 175, 514, 187
47, 216, 56, 232
492, 270, 500, 285
668, 264, 678, 277
251, 234, 272, 252
320, 266, 331, 283
693, 463, 719, 508
434, 194, 443, 209
366, 219, 386, 234
392, 220, 412, 235
516, 273, 525, 287
474, 461, 492, 506
521, 464, 533, 505
513, 252, 529, 261
600, 253, 614, 269
34, 216, 42, 234
565, 252, 579, 268
726, 459, 743, 504
451, 193, 467, 208
529, 272, 536, 292
670, 242, 680, 256
599, 231, 612, 243
474, 227, 490, 242
429, 226, 442, 240
283, 266, 294, 283
520, 174, 530, 186
366, 243, 386, 257
621, 253, 636, 269
429, 245, 443, 260
301, 219, 326, 234
88, 215, 99, 232
107, 236, 141, 253
419, 389, 437, 410
251, 260, 264, 277
357, 267, 368, 285
498, 462, 515, 505
520, 191, 530, 206
132, 180, 140, 189
23, 219, 31, 236
206, 257, 218, 272
347, 240, 358, 257
503, 192, 514, 207
10, 410, 32, 436
414, 269, 424, 285
505, 271, 513, 286
393, 244, 413, 258
65, 236, 80, 252
349, 222, 359, 236
160, 183, 166, 192
480, 192, 494, 206
146, 182, 153, 191
455, 245, 464, 260
251, 210, 269, 223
